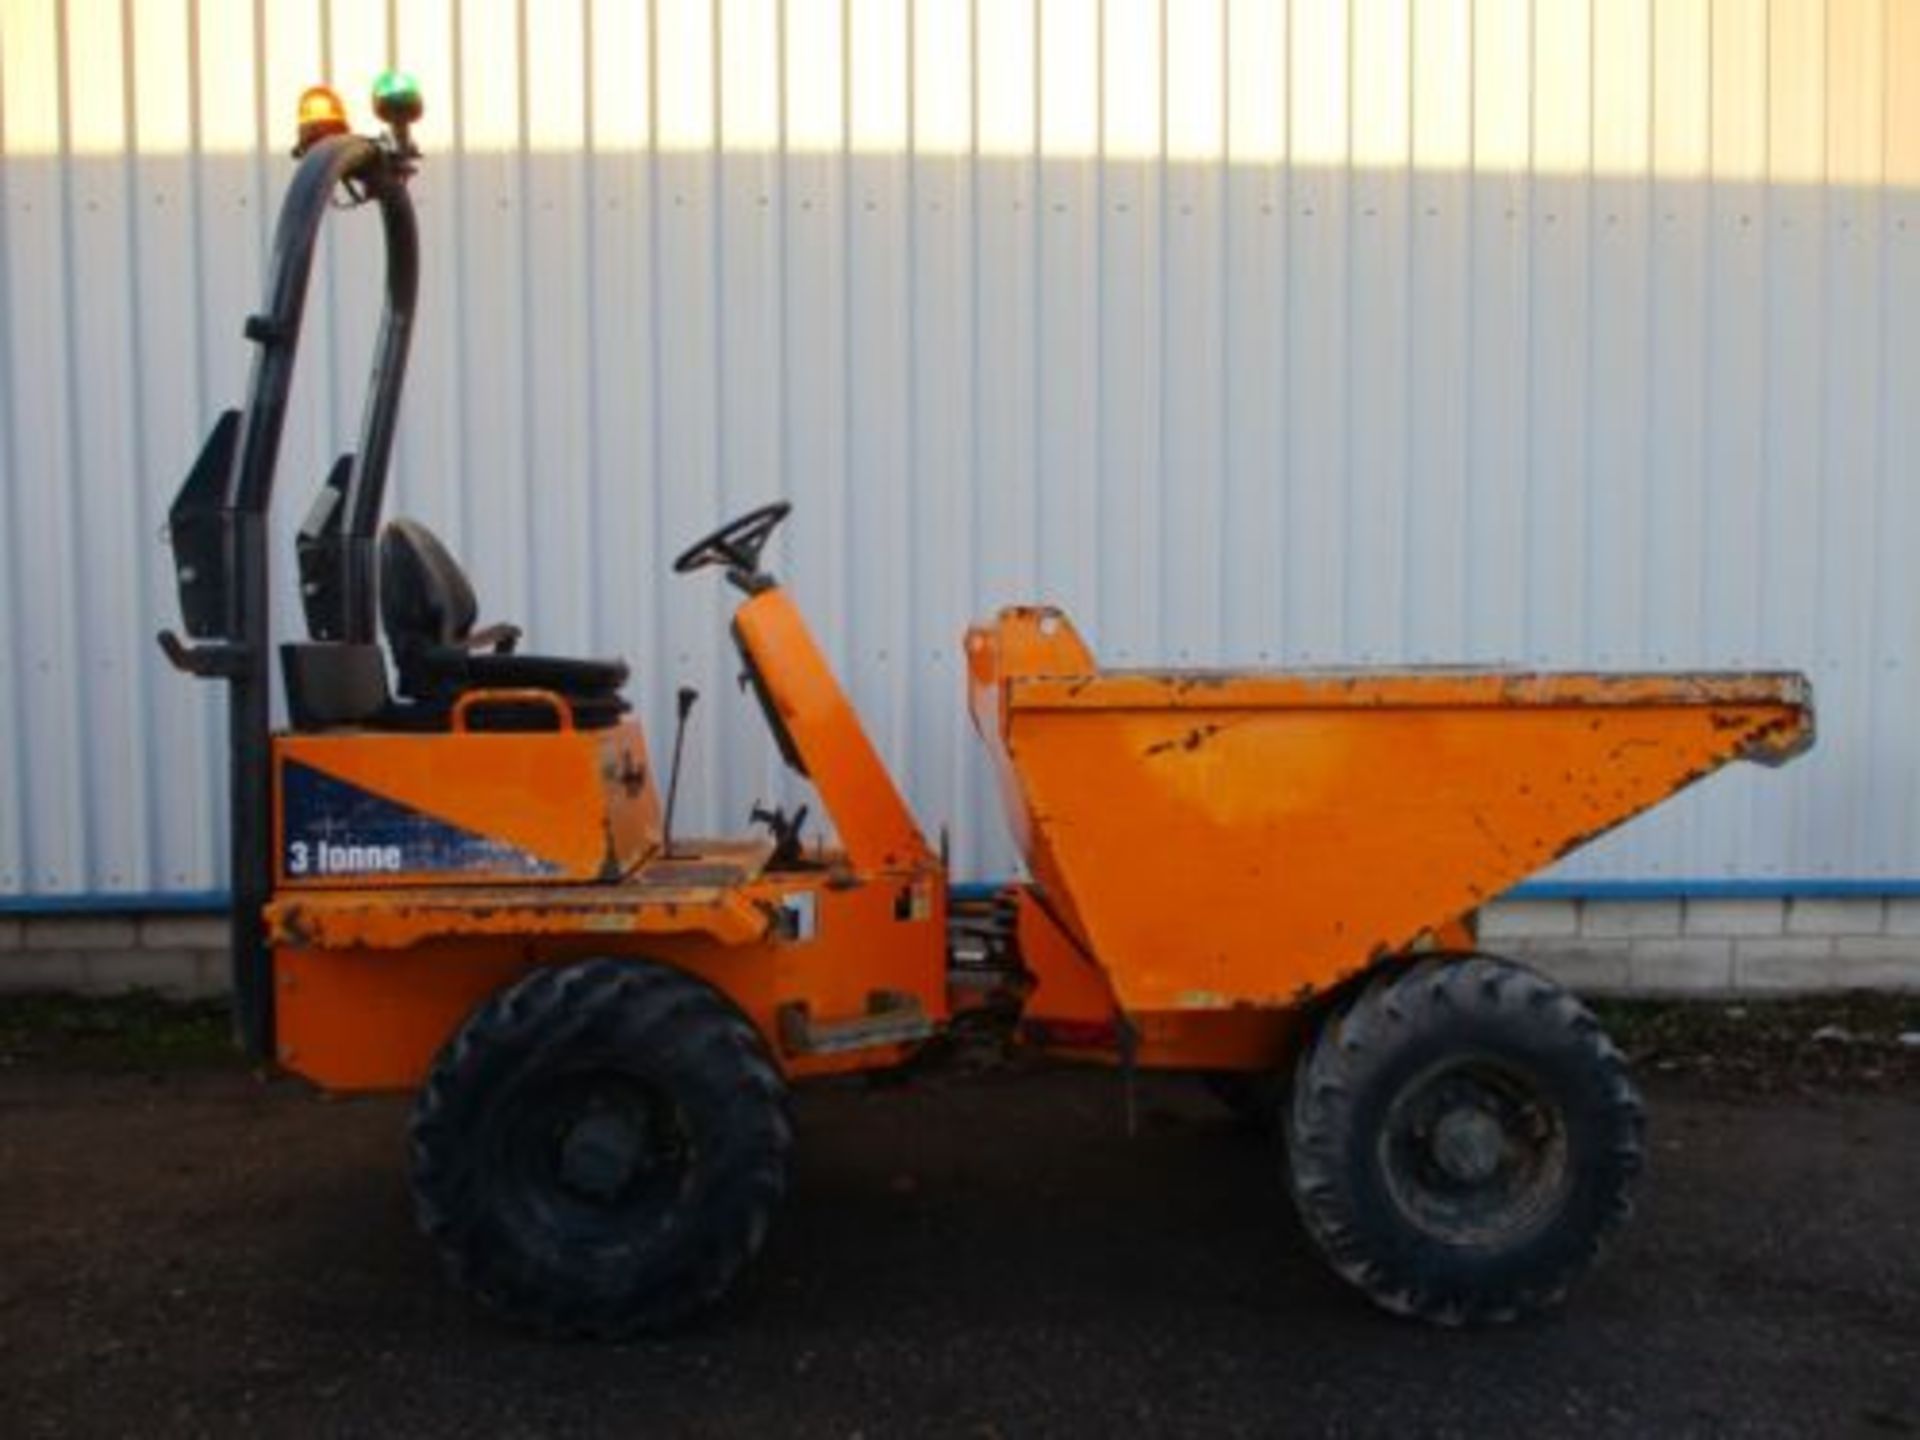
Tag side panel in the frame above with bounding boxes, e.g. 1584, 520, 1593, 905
1008, 698, 1801, 1013
966, 611, 1103, 945
1012, 884, 1300, 1073
972, 607, 1810, 1014
732, 589, 931, 873
275, 866, 947, 1091
1015, 888, 1117, 1028
273, 721, 659, 887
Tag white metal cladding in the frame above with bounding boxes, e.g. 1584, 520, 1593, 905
2, 0, 1917, 902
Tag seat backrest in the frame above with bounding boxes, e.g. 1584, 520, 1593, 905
281, 641, 392, 729
380, 518, 478, 651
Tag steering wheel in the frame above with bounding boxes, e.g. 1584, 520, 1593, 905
673, 501, 792, 581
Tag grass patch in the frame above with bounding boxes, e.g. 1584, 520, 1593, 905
0, 991, 237, 1070
0, 989, 1914, 1091
1594, 993, 1920, 1094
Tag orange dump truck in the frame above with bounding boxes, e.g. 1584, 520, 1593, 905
160, 76, 1816, 1336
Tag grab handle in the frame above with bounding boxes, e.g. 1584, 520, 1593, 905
449, 688, 574, 733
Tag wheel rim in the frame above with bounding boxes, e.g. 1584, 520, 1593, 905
496, 1069, 696, 1246
1377, 1055, 1571, 1249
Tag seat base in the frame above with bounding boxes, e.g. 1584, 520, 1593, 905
390, 643, 630, 719
449, 649, 629, 696
283, 642, 629, 733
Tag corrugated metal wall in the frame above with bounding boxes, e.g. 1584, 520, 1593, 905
2, 0, 1917, 902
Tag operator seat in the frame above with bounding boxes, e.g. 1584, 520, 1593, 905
379, 518, 629, 728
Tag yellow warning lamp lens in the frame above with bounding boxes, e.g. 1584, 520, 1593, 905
296, 85, 350, 150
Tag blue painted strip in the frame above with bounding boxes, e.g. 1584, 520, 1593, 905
939, 877, 1920, 906
0, 891, 231, 915
10, 876, 1920, 917
1509, 877, 1920, 900
949, 882, 1008, 903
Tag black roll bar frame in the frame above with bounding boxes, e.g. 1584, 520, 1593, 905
160, 131, 419, 1061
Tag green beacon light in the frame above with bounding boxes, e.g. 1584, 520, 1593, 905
372, 69, 423, 133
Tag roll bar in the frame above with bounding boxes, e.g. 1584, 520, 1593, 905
160, 126, 421, 1061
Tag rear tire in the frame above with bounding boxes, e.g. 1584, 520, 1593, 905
410, 957, 791, 1337
1286, 955, 1642, 1325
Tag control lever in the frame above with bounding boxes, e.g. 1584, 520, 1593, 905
750, 802, 810, 868
661, 686, 699, 857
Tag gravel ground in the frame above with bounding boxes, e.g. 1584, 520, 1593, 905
0, 999, 1916, 1439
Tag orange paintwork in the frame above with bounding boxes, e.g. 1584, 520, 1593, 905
1015, 888, 1118, 1027
274, 858, 948, 1090
262, 576, 1810, 1094
733, 589, 932, 872
273, 717, 660, 887
265, 837, 777, 948
1129, 1009, 1302, 1070
969, 606, 1813, 1016
266, 878, 769, 951
447, 687, 577, 732
265, 580, 950, 1092
1013, 884, 1301, 1071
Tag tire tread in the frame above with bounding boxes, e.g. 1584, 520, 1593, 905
410, 957, 791, 1338
1285, 953, 1644, 1326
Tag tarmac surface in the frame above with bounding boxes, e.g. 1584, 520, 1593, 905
1, 1031, 1916, 1438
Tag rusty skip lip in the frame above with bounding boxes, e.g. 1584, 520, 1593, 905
1010, 666, 1820, 714
1742, 684, 1818, 767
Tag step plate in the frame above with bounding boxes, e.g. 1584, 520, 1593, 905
777, 993, 933, 1056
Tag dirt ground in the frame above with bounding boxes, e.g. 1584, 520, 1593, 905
0, 998, 1916, 1438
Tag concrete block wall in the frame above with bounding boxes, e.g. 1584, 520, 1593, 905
1480, 897, 1920, 996
1, 900, 1918, 1000
0, 914, 229, 999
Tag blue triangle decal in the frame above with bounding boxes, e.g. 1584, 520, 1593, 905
281, 760, 562, 881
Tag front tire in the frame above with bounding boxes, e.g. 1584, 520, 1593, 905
410, 958, 792, 1337
1286, 955, 1642, 1325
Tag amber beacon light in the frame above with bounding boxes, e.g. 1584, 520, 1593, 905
294, 85, 350, 155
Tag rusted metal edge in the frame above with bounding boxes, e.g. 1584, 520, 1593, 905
1737, 698, 1818, 766
266, 885, 773, 951
1007, 669, 1815, 714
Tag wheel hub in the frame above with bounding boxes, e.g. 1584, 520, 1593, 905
501, 1072, 694, 1228
558, 1111, 643, 1200
1379, 1057, 1571, 1247
1430, 1105, 1505, 1184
